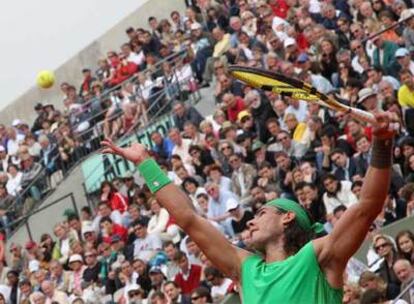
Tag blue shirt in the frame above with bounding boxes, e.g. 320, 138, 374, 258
207, 190, 238, 219
152, 138, 174, 160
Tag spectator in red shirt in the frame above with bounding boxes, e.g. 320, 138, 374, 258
100, 181, 129, 213
268, 0, 289, 19
343, 119, 372, 151
109, 54, 138, 87
99, 216, 128, 244
222, 93, 246, 123
79, 68, 96, 96
173, 251, 202, 296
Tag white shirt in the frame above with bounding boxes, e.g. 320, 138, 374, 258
147, 208, 169, 235
6, 172, 22, 196
408, 61, 414, 75
322, 181, 358, 214
6, 134, 25, 156
171, 138, 192, 166
211, 278, 233, 299
351, 56, 364, 74
311, 74, 334, 94
133, 234, 162, 262
138, 80, 155, 100
176, 64, 194, 86
92, 210, 123, 233
285, 100, 308, 122
127, 51, 145, 66
218, 176, 232, 192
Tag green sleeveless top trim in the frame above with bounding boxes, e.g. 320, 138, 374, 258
241, 241, 343, 304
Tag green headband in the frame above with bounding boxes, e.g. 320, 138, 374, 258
266, 198, 325, 234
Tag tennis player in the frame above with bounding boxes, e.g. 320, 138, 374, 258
101, 112, 396, 304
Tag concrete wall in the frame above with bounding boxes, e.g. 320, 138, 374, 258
354, 215, 414, 264
0, 0, 186, 126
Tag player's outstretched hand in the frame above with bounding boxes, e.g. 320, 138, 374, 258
101, 138, 149, 165
372, 111, 399, 140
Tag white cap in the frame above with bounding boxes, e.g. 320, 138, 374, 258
82, 222, 95, 235
357, 87, 376, 104
69, 254, 83, 264
190, 22, 202, 31
12, 119, 22, 127
28, 260, 40, 273
283, 37, 296, 48
126, 283, 141, 294
225, 198, 240, 212
395, 48, 409, 58
399, 8, 414, 22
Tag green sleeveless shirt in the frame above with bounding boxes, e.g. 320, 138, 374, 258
241, 241, 343, 304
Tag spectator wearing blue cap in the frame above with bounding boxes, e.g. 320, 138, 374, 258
148, 265, 166, 299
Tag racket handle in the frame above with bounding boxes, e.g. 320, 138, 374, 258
348, 107, 378, 126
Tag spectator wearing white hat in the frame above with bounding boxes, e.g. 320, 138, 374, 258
126, 283, 145, 304
357, 87, 379, 112
283, 37, 299, 62
225, 198, 253, 237
396, 47, 414, 75
30, 291, 46, 304
68, 254, 85, 296
81, 222, 98, 247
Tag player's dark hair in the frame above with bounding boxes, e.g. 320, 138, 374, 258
282, 213, 314, 256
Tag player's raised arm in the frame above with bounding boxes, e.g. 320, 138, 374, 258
314, 112, 397, 287
101, 139, 250, 280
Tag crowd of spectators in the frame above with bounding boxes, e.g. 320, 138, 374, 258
0, 0, 199, 239
1, 0, 414, 303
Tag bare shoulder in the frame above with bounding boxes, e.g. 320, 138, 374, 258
312, 237, 344, 289
312, 237, 332, 263
236, 246, 254, 261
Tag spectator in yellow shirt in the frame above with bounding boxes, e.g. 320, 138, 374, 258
284, 113, 307, 142
398, 68, 414, 135
398, 69, 414, 108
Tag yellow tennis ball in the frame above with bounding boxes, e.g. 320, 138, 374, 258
36, 70, 55, 89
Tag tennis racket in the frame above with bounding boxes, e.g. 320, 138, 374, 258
228, 65, 377, 126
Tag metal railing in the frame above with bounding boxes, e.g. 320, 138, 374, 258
4, 48, 201, 238
8, 192, 81, 242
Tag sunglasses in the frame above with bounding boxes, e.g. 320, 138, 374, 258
241, 116, 251, 123
221, 146, 231, 151
129, 291, 141, 297
192, 295, 201, 301
375, 243, 389, 251
352, 45, 362, 52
